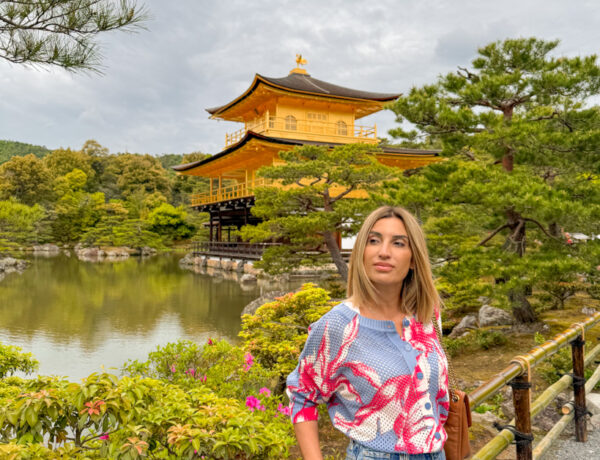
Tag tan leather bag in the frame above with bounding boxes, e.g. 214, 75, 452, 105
443, 388, 472, 460
433, 318, 472, 460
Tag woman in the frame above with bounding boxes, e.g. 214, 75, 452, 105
286, 206, 449, 460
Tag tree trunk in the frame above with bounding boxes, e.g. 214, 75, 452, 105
503, 208, 537, 323
508, 289, 537, 323
323, 230, 348, 282
502, 152, 514, 172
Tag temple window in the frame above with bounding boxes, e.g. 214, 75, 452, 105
336, 120, 348, 135
285, 115, 297, 130
307, 112, 328, 121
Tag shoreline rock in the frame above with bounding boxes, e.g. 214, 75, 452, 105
178, 253, 338, 281
74, 245, 157, 262
0, 257, 30, 280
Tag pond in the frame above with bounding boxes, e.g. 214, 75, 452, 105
0, 253, 293, 380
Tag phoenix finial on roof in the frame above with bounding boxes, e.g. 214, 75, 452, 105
295, 54, 307, 67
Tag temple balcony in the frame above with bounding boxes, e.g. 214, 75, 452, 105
190, 178, 270, 207
224, 114, 378, 148
190, 176, 368, 208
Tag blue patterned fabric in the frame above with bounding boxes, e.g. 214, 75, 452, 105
286, 303, 449, 454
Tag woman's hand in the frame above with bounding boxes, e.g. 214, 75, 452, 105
294, 420, 323, 460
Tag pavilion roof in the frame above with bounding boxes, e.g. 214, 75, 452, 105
172, 131, 438, 173
206, 72, 401, 118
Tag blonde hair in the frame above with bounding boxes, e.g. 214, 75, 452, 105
347, 206, 439, 323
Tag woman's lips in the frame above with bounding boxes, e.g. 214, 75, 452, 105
373, 263, 394, 271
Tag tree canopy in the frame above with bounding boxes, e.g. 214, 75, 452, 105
0, 0, 149, 72
241, 144, 397, 281
388, 37, 600, 323
0, 139, 207, 250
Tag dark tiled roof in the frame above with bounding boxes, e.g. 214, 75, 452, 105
172, 132, 438, 172
206, 73, 400, 116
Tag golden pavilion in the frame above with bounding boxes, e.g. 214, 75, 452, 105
173, 57, 439, 254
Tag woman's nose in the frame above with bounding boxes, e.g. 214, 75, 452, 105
378, 241, 391, 258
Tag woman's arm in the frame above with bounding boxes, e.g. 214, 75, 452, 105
294, 420, 323, 460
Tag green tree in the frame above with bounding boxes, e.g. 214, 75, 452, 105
80, 200, 163, 249
0, 153, 52, 205
388, 38, 600, 322
0, 0, 148, 72
0, 139, 50, 164
146, 203, 196, 243
0, 199, 46, 247
44, 147, 95, 186
106, 153, 171, 200
240, 144, 396, 281
50, 169, 105, 242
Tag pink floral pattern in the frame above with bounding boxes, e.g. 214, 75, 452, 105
286, 304, 449, 454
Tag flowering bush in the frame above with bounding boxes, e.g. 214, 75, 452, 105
239, 283, 335, 389
0, 370, 294, 459
0, 286, 339, 458
122, 339, 277, 400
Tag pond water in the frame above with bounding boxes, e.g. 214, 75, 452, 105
0, 253, 293, 380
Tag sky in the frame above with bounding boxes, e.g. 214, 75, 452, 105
0, 0, 598, 157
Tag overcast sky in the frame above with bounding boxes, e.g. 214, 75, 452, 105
0, 0, 598, 157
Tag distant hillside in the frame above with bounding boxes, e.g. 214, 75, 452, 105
0, 140, 51, 164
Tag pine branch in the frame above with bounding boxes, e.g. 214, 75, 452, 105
522, 218, 561, 241
477, 224, 510, 246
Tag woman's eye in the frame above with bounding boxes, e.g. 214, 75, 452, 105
368, 238, 379, 245
394, 241, 406, 247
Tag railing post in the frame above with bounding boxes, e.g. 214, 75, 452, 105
510, 372, 533, 460
571, 335, 587, 442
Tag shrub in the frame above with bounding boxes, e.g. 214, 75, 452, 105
475, 330, 508, 350
239, 283, 335, 389
122, 339, 278, 400
0, 371, 294, 459
0, 343, 38, 378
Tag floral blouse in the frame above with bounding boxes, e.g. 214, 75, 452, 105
286, 302, 449, 454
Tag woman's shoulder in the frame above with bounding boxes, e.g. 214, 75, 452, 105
309, 302, 357, 334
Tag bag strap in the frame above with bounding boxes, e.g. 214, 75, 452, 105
432, 313, 460, 402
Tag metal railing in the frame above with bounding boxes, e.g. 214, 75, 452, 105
189, 178, 269, 207
224, 114, 377, 147
469, 312, 600, 460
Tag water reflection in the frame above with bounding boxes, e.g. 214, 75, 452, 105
0, 254, 283, 379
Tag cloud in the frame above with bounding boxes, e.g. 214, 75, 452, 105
0, 0, 598, 155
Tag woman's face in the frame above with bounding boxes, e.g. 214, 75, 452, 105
363, 217, 414, 288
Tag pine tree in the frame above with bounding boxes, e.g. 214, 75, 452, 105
388, 38, 600, 323
0, 0, 148, 72
240, 144, 396, 281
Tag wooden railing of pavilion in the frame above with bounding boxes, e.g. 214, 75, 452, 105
469, 312, 600, 460
224, 115, 377, 148
192, 241, 281, 260
189, 178, 269, 207
191, 241, 353, 263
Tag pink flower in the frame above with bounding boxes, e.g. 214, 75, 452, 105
199, 374, 207, 383
99, 433, 110, 440
259, 387, 271, 397
243, 352, 254, 372
185, 368, 195, 377
170, 364, 176, 373
207, 338, 214, 346
277, 403, 291, 416
245, 395, 263, 411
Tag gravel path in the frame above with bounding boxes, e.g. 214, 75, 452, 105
541, 425, 600, 460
